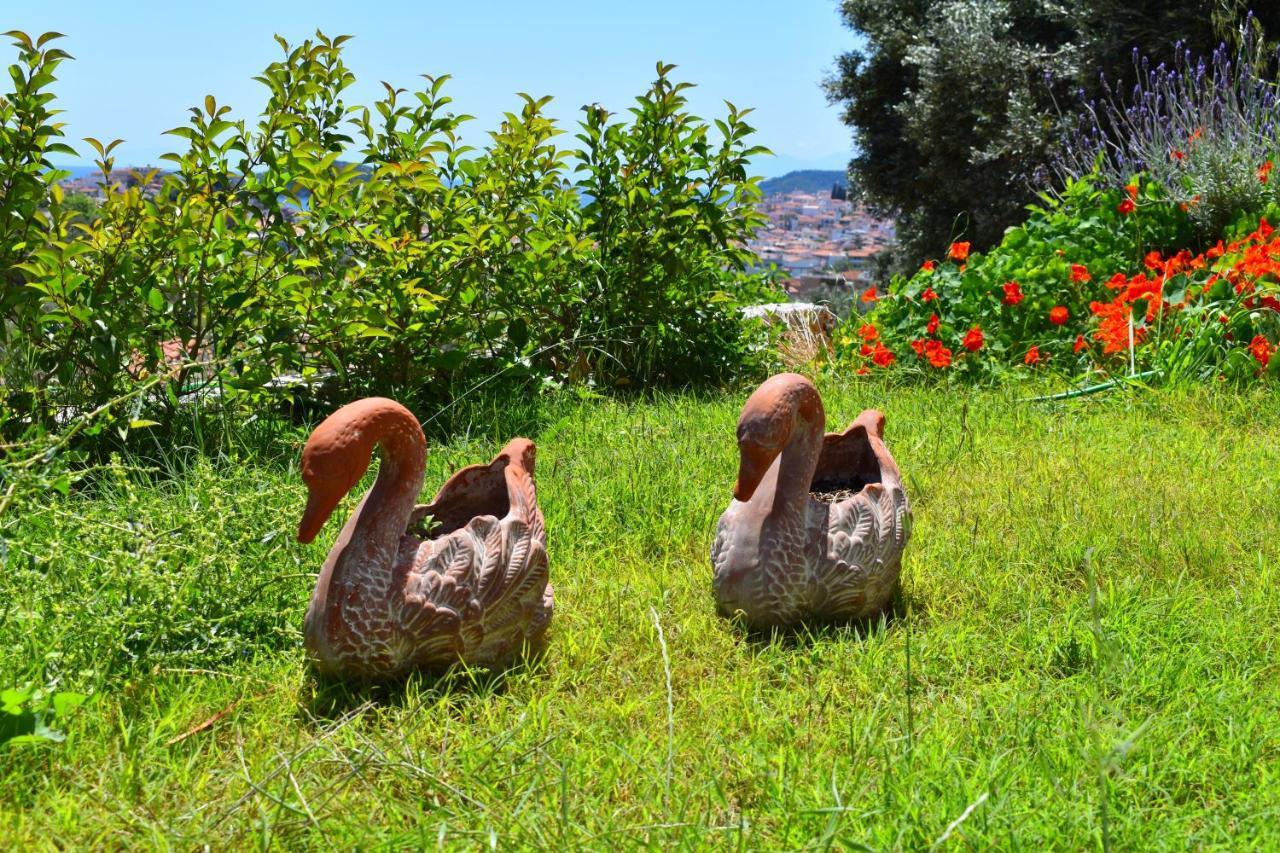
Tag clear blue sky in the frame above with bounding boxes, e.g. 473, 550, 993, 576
8, 1, 858, 177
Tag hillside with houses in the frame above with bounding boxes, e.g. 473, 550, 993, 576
748, 176, 894, 308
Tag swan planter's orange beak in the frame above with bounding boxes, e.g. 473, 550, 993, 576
297, 482, 344, 544
734, 445, 775, 503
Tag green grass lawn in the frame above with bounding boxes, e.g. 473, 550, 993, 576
2, 378, 1279, 848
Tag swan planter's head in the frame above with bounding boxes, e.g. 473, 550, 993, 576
711, 373, 910, 630
297, 397, 552, 680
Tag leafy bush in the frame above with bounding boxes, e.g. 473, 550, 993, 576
836, 170, 1280, 382
1058, 22, 1280, 237
573, 68, 772, 385
0, 32, 776, 445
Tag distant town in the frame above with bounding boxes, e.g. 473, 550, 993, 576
749, 170, 894, 311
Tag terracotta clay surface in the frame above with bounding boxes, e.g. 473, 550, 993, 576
297, 398, 552, 679
711, 373, 910, 629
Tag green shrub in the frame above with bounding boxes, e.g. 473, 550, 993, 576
572, 68, 773, 385
1057, 25, 1280, 240
0, 32, 776, 446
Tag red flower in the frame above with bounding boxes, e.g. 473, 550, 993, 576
926, 341, 952, 368
1259, 160, 1274, 185
962, 325, 984, 352
1001, 281, 1024, 306
872, 342, 895, 367
1049, 305, 1069, 325
856, 367, 870, 376
1117, 198, 1135, 215
948, 241, 970, 262
1090, 298, 1144, 355
1069, 264, 1091, 283
860, 343, 873, 356
1073, 334, 1088, 354
1249, 334, 1274, 368
910, 339, 926, 357
1170, 149, 1185, 162
1024, 345, 1042, 365
921, 260, 936, 272
926, 313, 940, 335
921, 286, 938, 302
861, 286, 878, 303
858, 323, 879, 341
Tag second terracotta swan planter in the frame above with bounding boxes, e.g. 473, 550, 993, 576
711, 373, 911, 629
296, 397, 552, 680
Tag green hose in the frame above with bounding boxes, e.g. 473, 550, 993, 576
1021, 370, 1160, 403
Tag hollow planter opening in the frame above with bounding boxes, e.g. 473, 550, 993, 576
809, 423, 883, 503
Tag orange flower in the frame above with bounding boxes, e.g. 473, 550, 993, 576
1117, 198, 1135, 215
1259, 160, 1274, 185
1170, 149, 1185, 162
861, 286, 878, 303
962, 325, 984, 352
921, 286, 938, 302
1073, 334, 1088, 354
1125, 183, 1139, 200
948, 241, 970, 262
1001, 281, 1024, 306
926, 313, 940, 335
1090, 298, 1145, 355
1024, 345, 1042, 365
925, 340, 952, 368
1249, 334, 1274, 368
872, 342, 895, 367
921, 260, 936, 272
858, 323, 879, 341
855, 366, 870, 376
1070, 264, 1091, 283
1049, 305, 1069, 325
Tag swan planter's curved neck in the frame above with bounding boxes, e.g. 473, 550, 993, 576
734, 372, 827, 515
296, 398, 427, 675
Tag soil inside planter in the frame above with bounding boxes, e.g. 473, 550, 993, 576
809, 478, 875, 504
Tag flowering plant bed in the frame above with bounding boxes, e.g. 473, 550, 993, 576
837, 173, 1280, 383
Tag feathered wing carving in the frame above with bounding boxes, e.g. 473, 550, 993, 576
399, 448, 552, 670
817, 482, 910, 620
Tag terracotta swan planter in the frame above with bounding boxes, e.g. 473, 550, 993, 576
296, 398, 552, 679
711, 373, 910, 630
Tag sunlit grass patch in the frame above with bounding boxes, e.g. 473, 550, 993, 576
2, 379, 1278, 847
